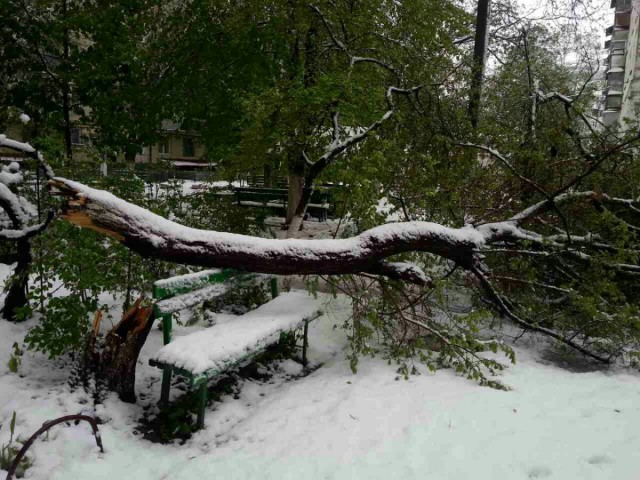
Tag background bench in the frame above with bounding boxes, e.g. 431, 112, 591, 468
232, 186, 333, 221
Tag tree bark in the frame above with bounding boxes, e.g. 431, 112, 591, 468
468, 0, 492, 129
286, 173, 304, 226
286, 181, 313, 237
124, 145, 138, 163
49, 177, 504, 283
99, 298, 155, 403
61, 0, 73, 161
50, 177, 640, 364
2, 238, 32, 321
263, 163, 273, 187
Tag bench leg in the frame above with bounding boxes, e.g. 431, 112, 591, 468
160, 368, 172, 405
159, 313, 173, 406
302, 320, 309, 366
196, 382, 208, 430
270, 277, 279, 299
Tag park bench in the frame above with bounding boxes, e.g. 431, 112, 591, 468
149, 269, 323, 429
232, 186, 332, 221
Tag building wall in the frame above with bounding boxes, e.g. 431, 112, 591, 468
599, 0, 638, 127
620, 0, 640, 125
136, 133, 206, 164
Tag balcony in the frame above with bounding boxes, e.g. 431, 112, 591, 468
610, 39, 626, 54
603, 109, 621, 126
615, 11, 631, 27
608, 51, 626, 68
606, 90, 623, 110
611, 0, 632, 11
606, 23, 630, 36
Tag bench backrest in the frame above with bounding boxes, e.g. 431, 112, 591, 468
153, 268, 237, 301
233, 186, 331, 204
153, 269, 279, 346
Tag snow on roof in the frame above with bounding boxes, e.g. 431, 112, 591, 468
150, 290, 324, 375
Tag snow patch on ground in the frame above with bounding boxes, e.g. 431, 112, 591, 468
0, 288, 639, 480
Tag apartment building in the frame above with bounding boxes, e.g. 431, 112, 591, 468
134, 120, 209, 168
599, 0, 640, 127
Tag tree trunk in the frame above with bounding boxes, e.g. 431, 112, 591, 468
62, 83, 73, 161
2, 239, 32, 321
263, 163, 272, 187
99, 298, 155, 403
286, 173, 304, 225
124, 146, 137, 163
286, 182, 313, 238
62, 0, 73, 161
468, 0, 492, 129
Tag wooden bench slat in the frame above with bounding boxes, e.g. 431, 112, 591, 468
150, 313, 322, 388
155, 283, 230, 315
153, 268, 237, 300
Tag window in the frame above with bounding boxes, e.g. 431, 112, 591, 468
182, 137, 195, 157
159, 138, 169, 155
71, 128, 84, 145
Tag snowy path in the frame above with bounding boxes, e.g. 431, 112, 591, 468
0, 291, 639, 479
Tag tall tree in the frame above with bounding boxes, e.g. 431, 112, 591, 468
468, 0, 492, 128
0, 0, 85, 159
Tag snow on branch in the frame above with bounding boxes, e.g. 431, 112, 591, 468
350, 56, 398, 77
0, 134, 56, 239
308, 86, 421, 180
50, 177, 491, 283
49, 176, 640, 363
49, 179, 640, 276
0, 134, 55, 179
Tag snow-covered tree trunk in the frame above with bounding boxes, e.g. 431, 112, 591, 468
50, 130, 640, 366
0, 134, 55, 321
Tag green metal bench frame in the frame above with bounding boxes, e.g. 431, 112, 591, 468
151, 269, 307, 429
232, 186, 332, 221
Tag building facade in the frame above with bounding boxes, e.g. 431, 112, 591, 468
134, 120, 209, 168
599, 0, 640, 127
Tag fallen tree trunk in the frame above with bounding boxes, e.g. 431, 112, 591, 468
50, 178, 473, 285
49, 177, 640, 364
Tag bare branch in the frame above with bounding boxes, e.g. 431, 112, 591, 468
470, 264, 610, 363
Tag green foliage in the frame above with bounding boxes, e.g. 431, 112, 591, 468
4, 0, 640, 385
7, 342, 23, 373
205, 277, 272, 316
17, 165, 266, 358
331, 273, 515, 388
23, 296, 94, 358
0, 411, 33, 476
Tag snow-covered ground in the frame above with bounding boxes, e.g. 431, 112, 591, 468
1, 265, 639, 480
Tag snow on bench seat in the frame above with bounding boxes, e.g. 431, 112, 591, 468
150, 290, 324, 378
